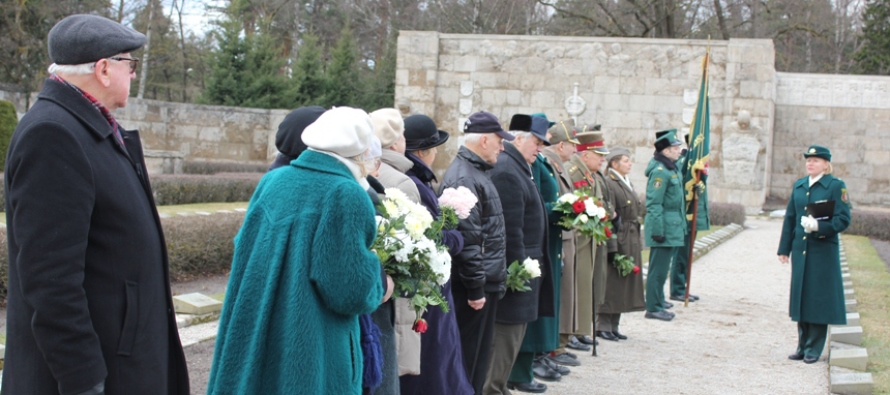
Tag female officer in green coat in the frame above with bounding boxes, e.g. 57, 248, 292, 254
777, 145, 851, 364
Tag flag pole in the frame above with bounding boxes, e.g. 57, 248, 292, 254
684, 41, 710, 308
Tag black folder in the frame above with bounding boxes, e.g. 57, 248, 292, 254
806, 200, 835, 221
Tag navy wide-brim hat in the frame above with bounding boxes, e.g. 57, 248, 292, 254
803, 145, 831, 162
404, 114, 449, 151
48, 14, 146, 65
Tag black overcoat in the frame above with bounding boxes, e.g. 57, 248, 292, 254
3, 79, 189, 395
490, 143, 554, 324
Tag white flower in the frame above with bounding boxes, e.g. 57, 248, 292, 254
578, 214, 589, 223
595, 206, 607, 220
523, 257, 541, 278
429, 246, 452, 285
557, 193, 578, 204
382, 200, 399, 217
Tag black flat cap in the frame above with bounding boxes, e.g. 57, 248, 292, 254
48, 14, 146, 65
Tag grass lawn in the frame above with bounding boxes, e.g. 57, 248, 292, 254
0, 202, 249, 225
842, 234, 890, 393
641, 225, 723, 264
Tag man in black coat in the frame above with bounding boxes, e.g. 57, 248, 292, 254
483, 115, 555, 395
3, 14, 189, 395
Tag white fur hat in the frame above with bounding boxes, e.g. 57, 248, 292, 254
370, 108, 405, 148
302, 107, 374, 158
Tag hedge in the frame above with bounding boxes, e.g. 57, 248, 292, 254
151, 173, 262, 206
0, 100, 17, 172
0, 211, 245, 305
183, 160, 269, 175
846, 209, 890, 241
708, 202, 747, 227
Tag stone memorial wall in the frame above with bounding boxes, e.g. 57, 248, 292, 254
772, 72, 890, 206
396, 31, 777, 212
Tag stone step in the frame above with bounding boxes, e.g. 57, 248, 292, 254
179, 320, 220, 348
842, 272, 851, 280
846, 312, 860, 326
830, 326, 863, 346
843, 281, 853, 290
844, 289, 855, 300
830, 366, 874, 395
173, 292, 223, 315
830, 347, 868, 371
845, 299, 857, 313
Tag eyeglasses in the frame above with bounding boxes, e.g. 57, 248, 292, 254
108, 56, 140, 73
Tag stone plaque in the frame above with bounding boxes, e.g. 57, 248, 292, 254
682, 108, 695, 125
173, 292, 223, 315
460, 81, 474, 97
683, 89, 698, 105
565, 95, 586, 116
459, 98, 473, 115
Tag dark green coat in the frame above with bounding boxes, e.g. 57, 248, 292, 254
520, 153, 562, 352
644, 154, 687, 247
777, 174, 850, 325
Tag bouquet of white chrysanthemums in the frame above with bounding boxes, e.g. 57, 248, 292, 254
373, 188, 452, 321
505, 257, 542, 292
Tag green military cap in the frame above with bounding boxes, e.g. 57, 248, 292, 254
803, 145, 831, 162
576, 131, 609, 155
654, 129, 682, 151
531, 112, 556, 128
547, 119, 580, 144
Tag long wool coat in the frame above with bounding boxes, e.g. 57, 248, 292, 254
541, 149, 578, 335
207, 150, 384, 395
520, 154, 562, 352
3, 79, 189, 395
777, 174, 850, 325
599, 169, 646, 314
490, 143, 554, 324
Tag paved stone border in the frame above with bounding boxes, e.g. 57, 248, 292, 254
643, 223, 745, 282
828, 241, 875, 395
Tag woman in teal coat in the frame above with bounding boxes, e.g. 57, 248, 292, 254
208, 107, 393, 394
778, 145, 850, 364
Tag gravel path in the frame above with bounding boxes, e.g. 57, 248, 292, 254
183, 217, 830, 394
544, 217, 828, 394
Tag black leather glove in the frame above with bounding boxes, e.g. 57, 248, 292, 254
607, 252, 616, 262
652, 235, 666, 243
612, 216, 621, 233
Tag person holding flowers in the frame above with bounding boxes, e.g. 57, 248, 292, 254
208, 107, 394, 395
643, 129, 687, 322
398, 113, 474, 395
486, 114, 555, 395
440, 111, 512, 395
370, 108, 419, 393
541, 119, 587, 367
599, 146, 646, 340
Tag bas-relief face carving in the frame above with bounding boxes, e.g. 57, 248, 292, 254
737, 110, 751, 129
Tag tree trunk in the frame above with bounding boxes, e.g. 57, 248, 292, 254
174, 0, 189, 102
713, 0, 729, 40
137, 2, 153, 99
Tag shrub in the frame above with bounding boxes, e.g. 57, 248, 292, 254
183, 160, 269, 175
151, 173, 262, 205
0, 212, 246, 304
846, 209, 890, 241
165, 212, 245, 282
708, 202, 747, 227
0, 100, 17, 172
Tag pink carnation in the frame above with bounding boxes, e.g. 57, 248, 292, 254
439, 186, 479, 219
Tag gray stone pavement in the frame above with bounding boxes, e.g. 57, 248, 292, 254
543, 217, 828, 394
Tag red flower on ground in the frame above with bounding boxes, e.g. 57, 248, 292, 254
572, 200, 586, 214
604, 226, 612, 238
633, 266, 641, 275
412, 318, 428, 334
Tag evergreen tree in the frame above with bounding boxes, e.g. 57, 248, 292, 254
854, 0, 890, 75
292, 34, 326, 107
322, 26, 363, 108
199, 17, 248, 106
242, 31, 295, 109
360, 36, 397, 111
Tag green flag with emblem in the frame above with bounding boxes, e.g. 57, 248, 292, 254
683, 48, 711, 230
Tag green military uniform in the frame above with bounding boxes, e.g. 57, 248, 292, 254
777, 145, 850, 361
541, 119, 581, 356
670, 148, 711, 300
565, 155, 595, 338
644, 130, 687, 315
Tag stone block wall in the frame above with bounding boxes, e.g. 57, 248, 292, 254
772, 72, 890, 206
396, 32, 777, 212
